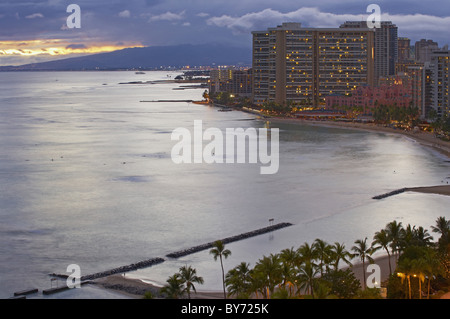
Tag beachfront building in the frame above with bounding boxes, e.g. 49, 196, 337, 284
340, 21, 398, 85
426, 49, 450, 118
252, 22, 375, 106
424, 66, 435, 119
209, 68, 252, 97
209, 68, 233, 94
325, 81, 412, 114
407, 66, 426, 118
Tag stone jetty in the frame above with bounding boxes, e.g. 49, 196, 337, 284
372, 188, 408, 200
166, 222, 293, 258
35, 222, 292, 297
50, 257, 165, 282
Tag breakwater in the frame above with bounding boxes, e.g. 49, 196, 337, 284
372, 188, 408, 200
140, 99, 194, 103
166, 222, 293, 258
50, 257, 165, 282
24, 222, 292, 298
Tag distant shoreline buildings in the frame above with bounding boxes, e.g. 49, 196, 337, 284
207, 21, 449, 120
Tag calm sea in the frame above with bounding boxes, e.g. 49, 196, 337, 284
0, 71, 449, 298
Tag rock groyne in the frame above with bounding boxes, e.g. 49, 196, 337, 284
372, 188, 407, 200
166, 222, 293, 259
37, 222, 292, 297
50, 257, 165, 282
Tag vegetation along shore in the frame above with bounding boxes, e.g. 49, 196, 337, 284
93, 216, 450, 299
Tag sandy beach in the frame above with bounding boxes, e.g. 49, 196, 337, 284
268, 117, 450, 159
406, 185, 450, 196
269, 117, 450, 197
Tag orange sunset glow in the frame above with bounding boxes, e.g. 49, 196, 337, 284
0, 39, 144, 62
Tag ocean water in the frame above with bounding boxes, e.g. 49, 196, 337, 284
0, 71, 449, 298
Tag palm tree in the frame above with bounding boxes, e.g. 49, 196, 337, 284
297, 242, 317, 264
411, 258, 426, 299
178, 265, 204, 299
397, 257, 414, 299
431, 216, 450, 251
372, 229, 393, 275
313, 239, 332, 276
431, 216, 450, 238
280, 247, 299, 268
225, 262, 252, 298
352, 237, 375, 289
253, 254, 282, 299
414, 226, 434, 247
421, 248, 444, 299
386, 221, 404, 260
248, 268, 267, 299
279, 247, 300, 296
160, 273, 184, 299
297, 261, 320, 298
329, 242, 353, 272
210, 240, 231, 299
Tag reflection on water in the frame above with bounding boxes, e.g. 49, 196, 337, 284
0, 71, 449, 297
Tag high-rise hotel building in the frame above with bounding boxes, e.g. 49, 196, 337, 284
252, 22, 375, 106
340, 21, 398, 83
428, 50, 450, 118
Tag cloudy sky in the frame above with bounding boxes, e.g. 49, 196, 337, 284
1, 0, 450, 66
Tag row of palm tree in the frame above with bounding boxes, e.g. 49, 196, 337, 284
224, 239, 363, 299
372, 103, 420, 127
160, 265, 204, 299
159, 216, 449, 299
388, 217, 450, 299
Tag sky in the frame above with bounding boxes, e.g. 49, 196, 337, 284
1, 0, 450, 66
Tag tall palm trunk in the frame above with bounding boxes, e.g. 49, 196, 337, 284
310, 278, 314, 298
407, 275, 411, 299
219, 255, 226, 299
385, 249, 392, 275
418, 277, 422, 299
362, 258, 366, 289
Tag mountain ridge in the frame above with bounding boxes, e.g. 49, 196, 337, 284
0, 43, 251, 71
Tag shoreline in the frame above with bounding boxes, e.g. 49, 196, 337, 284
267, 117, 450, 198
266, 117, 450, 159
91, 115, 449, 299
405, 185, 450, 196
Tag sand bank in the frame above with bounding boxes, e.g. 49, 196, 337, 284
406, 185, 450, 196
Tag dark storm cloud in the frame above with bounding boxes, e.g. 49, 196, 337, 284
1, 0, 449, 48
65, 43, 87, 49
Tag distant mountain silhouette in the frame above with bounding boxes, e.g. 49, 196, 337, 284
0, 43, 251, 71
